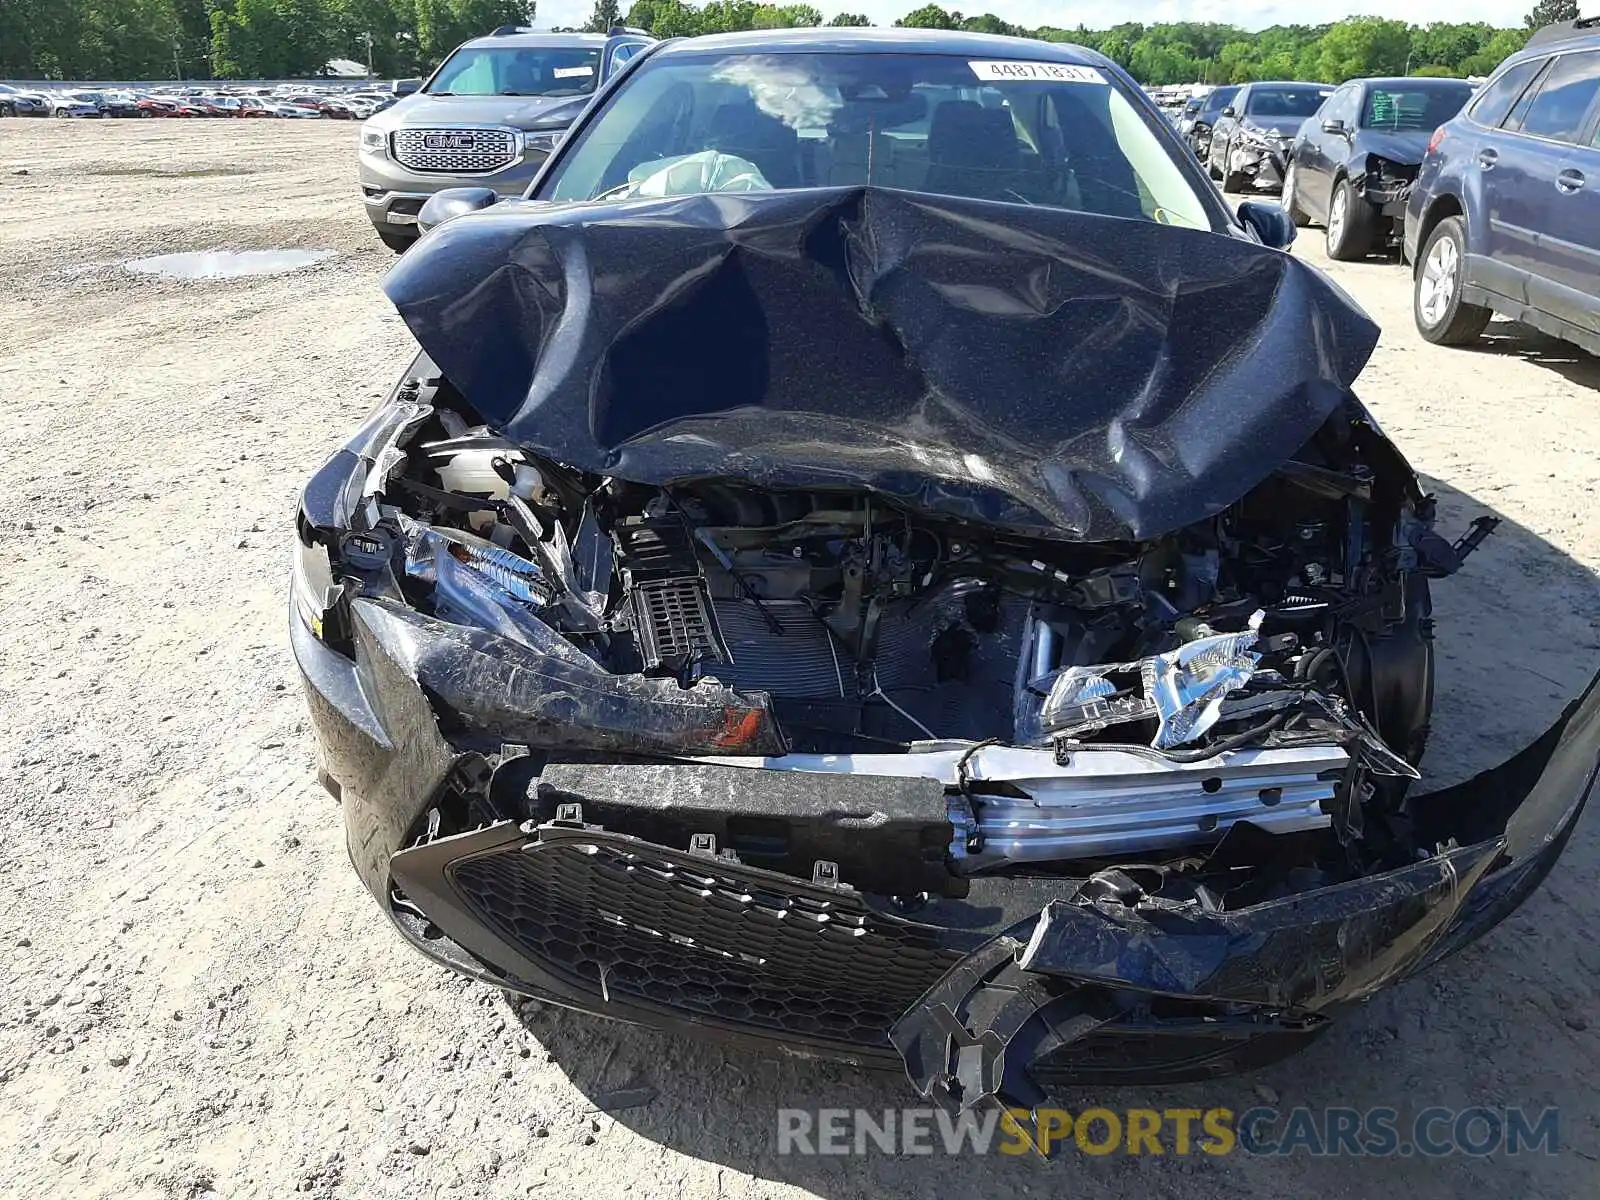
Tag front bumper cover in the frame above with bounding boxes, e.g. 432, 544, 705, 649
1228, 144, 1289, 188
295, 579, 1600, 1097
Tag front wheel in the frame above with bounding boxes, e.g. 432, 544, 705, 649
377, 228, 417, 254
1282, 162, 1310, 227
1414, 215, 1491, 345
1325, 178, 1376, 261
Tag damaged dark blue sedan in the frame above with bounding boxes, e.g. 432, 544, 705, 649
291, 30, 1599, 1128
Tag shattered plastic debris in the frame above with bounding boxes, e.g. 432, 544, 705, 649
1039, 612, 1263, 749
402, 519, 556, 651
1147, 612, 1263, 748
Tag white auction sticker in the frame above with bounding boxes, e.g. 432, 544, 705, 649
553, 65, 595, 78
968, 61, 1106, 84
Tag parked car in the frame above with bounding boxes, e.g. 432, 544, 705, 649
1174, 93, 1204, 138
237, 98, 278, 118
101, 90, 141, 117
1207, 80, 1332, 191
1185, 84, 1238, 161
357, 25, 655, 251
185, 96, 231, 117
135, 96, 180, 117
47, 92, 103, 118
0, 84, 49, 117
296, 28, 1595, 1116
1405, 18, 1600, 352
1283, 77, 1475, 260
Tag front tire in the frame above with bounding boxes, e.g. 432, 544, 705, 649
1282, 162, 1310, 227
1414, 215, 1491, 345
377, 228, 417, 254
1325, 178, 1376, 261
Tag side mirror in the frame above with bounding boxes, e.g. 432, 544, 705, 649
392, 78, 422, 97
1238, 200, 1296, 251
1221, 105, 1236, 118
417, 187, 499, 233
1321, 118, 1347, 135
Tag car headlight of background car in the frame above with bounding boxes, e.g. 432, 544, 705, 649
359, 125, 388, 157
524, 130, 563, 158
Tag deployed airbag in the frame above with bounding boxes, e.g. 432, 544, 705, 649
384, 187, 1378, 541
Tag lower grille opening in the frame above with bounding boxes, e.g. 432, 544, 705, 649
448, 837, 965, 1047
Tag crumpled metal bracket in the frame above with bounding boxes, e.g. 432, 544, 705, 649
889, 926, 1119, 1156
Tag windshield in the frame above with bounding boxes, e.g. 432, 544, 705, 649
543, 52, 1213, 230
1245, 87, 1327, 118
426, 45, 601, 97
1200, 87, 1237, 117
1362, 83, 1472, 131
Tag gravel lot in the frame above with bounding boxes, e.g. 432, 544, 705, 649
2, 121, 1598, 1200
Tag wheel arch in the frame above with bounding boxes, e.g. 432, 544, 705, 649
1413, 193, 1465, 277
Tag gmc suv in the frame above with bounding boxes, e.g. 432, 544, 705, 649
357, 25, 652, 251
1406, 17, 1600, 351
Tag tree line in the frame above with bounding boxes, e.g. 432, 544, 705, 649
0, 0, 1576, 83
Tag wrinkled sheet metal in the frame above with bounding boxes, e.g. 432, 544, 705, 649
384, 187, 1379, 541
893, 666, 1600, 1119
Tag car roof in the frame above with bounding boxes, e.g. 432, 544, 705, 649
1242, 80, 1328, 90
460, 31, 613, 50
650, 27, 1108, 66
1355, 76, 1471, 87
1503, 20, 1600, 68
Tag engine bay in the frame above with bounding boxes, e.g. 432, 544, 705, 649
313, 389, 1497, 886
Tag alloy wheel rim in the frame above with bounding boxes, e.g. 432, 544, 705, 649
1419, 235, 1459, 327
1328, 188, 1347, 247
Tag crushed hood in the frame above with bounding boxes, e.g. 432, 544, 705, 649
384, 187, 1378, 541
1354, 128, 1435, 168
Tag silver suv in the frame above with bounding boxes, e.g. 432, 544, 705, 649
357, 26, 652, 251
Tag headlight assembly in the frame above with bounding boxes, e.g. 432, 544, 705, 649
292, 536, 338, 639
359, 125, 388, 157
524, 130, 563, 156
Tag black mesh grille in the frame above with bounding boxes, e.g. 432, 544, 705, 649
449, 838, 965, 1046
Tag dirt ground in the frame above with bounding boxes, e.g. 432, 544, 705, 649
1, 121, 1597, 1200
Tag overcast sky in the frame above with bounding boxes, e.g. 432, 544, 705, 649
535, 0, 1531, 32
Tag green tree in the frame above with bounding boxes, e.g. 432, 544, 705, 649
896, 4, 958, 29
1461, 27, 1529, 74
1525, 0, 1578, 30
1310, 16, 1412, 82
584, 0, 620, 31
827, 11, 870, 24
960, 13, 1018, 36
330, 0, 421, 76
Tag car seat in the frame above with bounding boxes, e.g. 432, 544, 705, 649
923, 100, 1021, 201
706, 101, 801, 188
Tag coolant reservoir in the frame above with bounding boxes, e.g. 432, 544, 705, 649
434, 449, 544, 531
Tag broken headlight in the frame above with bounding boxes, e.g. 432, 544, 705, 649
292, 535, 338, 639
